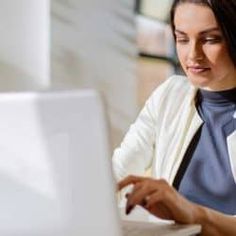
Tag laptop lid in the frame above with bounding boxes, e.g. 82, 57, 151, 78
0, 90, 121, 236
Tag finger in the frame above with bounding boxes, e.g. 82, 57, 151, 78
145, 184, 174, 209
144, 189, 192, 222
125, 182, 143, 214
126, 181, 157, 214
145, 191, 162, 208
118, 175, 146, 191
141, 191, 174, 220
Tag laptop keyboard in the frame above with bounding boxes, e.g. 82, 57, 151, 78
122, 220, 201, 236
122, 221, 163, 236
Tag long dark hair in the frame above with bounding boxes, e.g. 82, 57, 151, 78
170, 0, 236, 65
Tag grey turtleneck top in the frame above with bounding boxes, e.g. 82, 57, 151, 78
176, 87, 236, 215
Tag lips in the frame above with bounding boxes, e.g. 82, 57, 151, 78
187, 65, 210, 74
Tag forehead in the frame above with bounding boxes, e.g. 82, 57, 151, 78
174, 3, 219, 33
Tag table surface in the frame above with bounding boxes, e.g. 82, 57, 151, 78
120, 206, 202, 236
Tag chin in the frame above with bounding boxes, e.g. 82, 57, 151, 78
187, 75, 212, 88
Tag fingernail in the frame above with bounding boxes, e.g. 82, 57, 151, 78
141, 198, 147, 207
126, 205, 133, 215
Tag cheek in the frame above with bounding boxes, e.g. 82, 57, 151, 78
203, 45, 229, 65
176, 46, 184, 60
204, 47, 235, 76
176, 46, 188, 68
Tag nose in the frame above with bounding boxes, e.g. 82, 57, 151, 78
187, 41, 204, 61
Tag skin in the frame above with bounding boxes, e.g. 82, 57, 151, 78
118, 175, 236, 236
174, 3, 236, 91
118, 3, 236, 236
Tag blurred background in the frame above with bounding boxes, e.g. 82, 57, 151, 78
0, 0, 181, 150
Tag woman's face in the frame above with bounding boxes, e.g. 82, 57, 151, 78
174, 3, 236, 91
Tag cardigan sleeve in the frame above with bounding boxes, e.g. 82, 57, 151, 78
111, 76, 178, 182
112, 96, 156, 181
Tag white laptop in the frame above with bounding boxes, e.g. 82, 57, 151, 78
0, 90, 201, 236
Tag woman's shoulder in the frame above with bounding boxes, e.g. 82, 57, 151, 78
146, 74, 196, 109
151, 75, 193, 97
159, 74, 191, 92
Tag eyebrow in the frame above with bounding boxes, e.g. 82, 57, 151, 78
175, 27, 221, 35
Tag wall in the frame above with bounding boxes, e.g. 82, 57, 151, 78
0, 0, 137, 148
0, 0, 50, 90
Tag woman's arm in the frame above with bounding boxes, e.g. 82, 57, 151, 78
195, 205, 236, 236
112, 94, 158, 181
112, 75, 190, 181
118, 175, 236, 236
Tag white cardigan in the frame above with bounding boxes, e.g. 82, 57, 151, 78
112, 75, 236, 186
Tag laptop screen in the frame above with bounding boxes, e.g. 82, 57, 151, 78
0, 90, 121, 236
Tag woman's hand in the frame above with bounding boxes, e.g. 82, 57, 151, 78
118, 175, 236, 236
118, 175, 200, 224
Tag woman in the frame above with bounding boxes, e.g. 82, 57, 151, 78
113, 0, 236, 235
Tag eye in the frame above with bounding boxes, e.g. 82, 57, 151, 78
202, 35, 223, 44
176, 37, 189, 44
